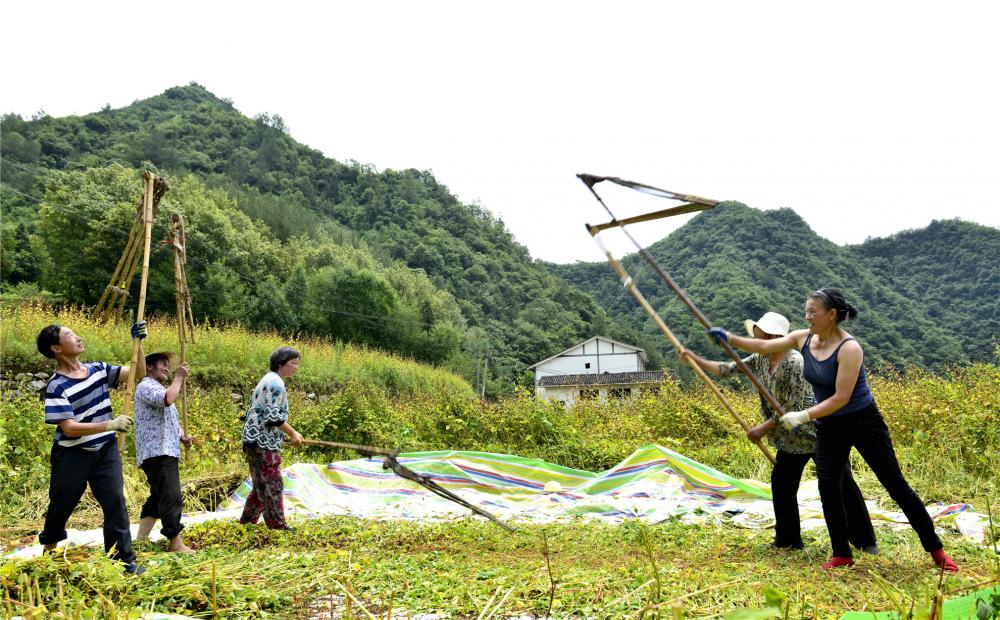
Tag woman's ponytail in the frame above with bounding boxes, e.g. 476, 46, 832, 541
809, 287, 858, 323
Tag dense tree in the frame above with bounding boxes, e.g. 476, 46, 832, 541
3, 83, 994, 390
14, 165, 468, 367
1, 84, 641, 388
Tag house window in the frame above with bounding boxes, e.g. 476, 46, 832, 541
584, 363, 591, 369
609, 387, 631, 399
579, 388, 598, 400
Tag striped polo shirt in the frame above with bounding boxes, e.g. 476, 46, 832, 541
44, 362, 122, 450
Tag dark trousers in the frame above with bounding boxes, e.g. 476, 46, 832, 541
38, 441, 135, 564
140, 455, 184, 540
772, 450, 876, 549
239, 443, 288, 529
815, 402, 942, 557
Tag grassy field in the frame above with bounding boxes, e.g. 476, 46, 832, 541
2, 305, 998, 618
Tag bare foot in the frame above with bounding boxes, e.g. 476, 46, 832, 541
167, 537, 194, 553
135, 517, 157, 541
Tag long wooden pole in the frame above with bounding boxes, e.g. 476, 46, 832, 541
177, 216, 196, 343
172, 214, 189, 456
590, 233, 775, 464
122, 172, 156, 454
300, 438, 400, 457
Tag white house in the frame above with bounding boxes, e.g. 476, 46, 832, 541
529, 336, 667, 405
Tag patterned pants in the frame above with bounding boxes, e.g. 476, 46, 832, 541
239, 443, 288, 529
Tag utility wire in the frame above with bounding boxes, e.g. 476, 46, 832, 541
1, 158, 49, 176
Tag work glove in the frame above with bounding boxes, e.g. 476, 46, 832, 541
706, 327, 730, 345
779, 410, 811, 430
130, 321, 148, 340
106, 415, 133, 433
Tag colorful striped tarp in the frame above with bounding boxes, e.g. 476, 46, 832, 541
216, 445, 985, 539
6, 445, 990, 561
218, 444, 774, 524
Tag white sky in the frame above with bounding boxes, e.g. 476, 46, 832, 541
3, 1, 998, 263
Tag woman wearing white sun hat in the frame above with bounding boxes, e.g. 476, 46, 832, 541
682, 311, 877, 552
706, 289, 958, 572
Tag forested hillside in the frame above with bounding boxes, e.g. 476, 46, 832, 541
849, 219, 1000, 363
2, 84, 994, 384
0, 83, 656, 390
550, 203, 997, 371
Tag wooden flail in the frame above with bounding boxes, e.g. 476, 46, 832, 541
92, 176, 170, 323
121, 172, 160, 453
168, 213, 194, 454
580, 174, 778, 465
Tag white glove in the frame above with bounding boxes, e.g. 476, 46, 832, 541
106, 415, 133, 433
779, 410, 812, 430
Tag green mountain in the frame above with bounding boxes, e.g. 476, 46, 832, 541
0, 83, 656, 391
849, 219, 1000, 363
2, 84, 993, 385
549, 203, 997, 371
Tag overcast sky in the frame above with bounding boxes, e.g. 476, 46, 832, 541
4, 1, 998, 263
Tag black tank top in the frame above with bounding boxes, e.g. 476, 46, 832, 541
801, 334, 874, 419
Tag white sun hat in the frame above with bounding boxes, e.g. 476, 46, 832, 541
744, 312, 790, 338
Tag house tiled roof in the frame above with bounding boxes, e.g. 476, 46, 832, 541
537, 370, 670, 388
528, 336, 648, 369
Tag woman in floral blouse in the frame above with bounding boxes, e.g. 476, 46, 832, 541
239, 346, 304, 530
682, 312, 876, 552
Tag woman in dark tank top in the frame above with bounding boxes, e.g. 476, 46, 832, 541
705, 287, 958, 572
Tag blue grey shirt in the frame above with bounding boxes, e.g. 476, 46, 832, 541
133, 376, 182, 466
241, 372, 289, 451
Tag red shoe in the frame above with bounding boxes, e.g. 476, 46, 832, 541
821, 556, 855, 569
930, 549, 958, 572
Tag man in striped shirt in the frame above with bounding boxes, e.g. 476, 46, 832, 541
36, 322, 146, 574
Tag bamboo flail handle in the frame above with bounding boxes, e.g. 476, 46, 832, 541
591, 235, 775, 465
122, 172, 157, 454
174, 214, 196, 344
172, 214, 190, 457
300, 438, 401, 458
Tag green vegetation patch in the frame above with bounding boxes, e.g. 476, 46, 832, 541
3, 518, 998, 619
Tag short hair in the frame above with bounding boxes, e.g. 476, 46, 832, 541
269, 346, 301, 372
37, 324, 63, 359
808, 287, 858, 323
145, 352, 170, 368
